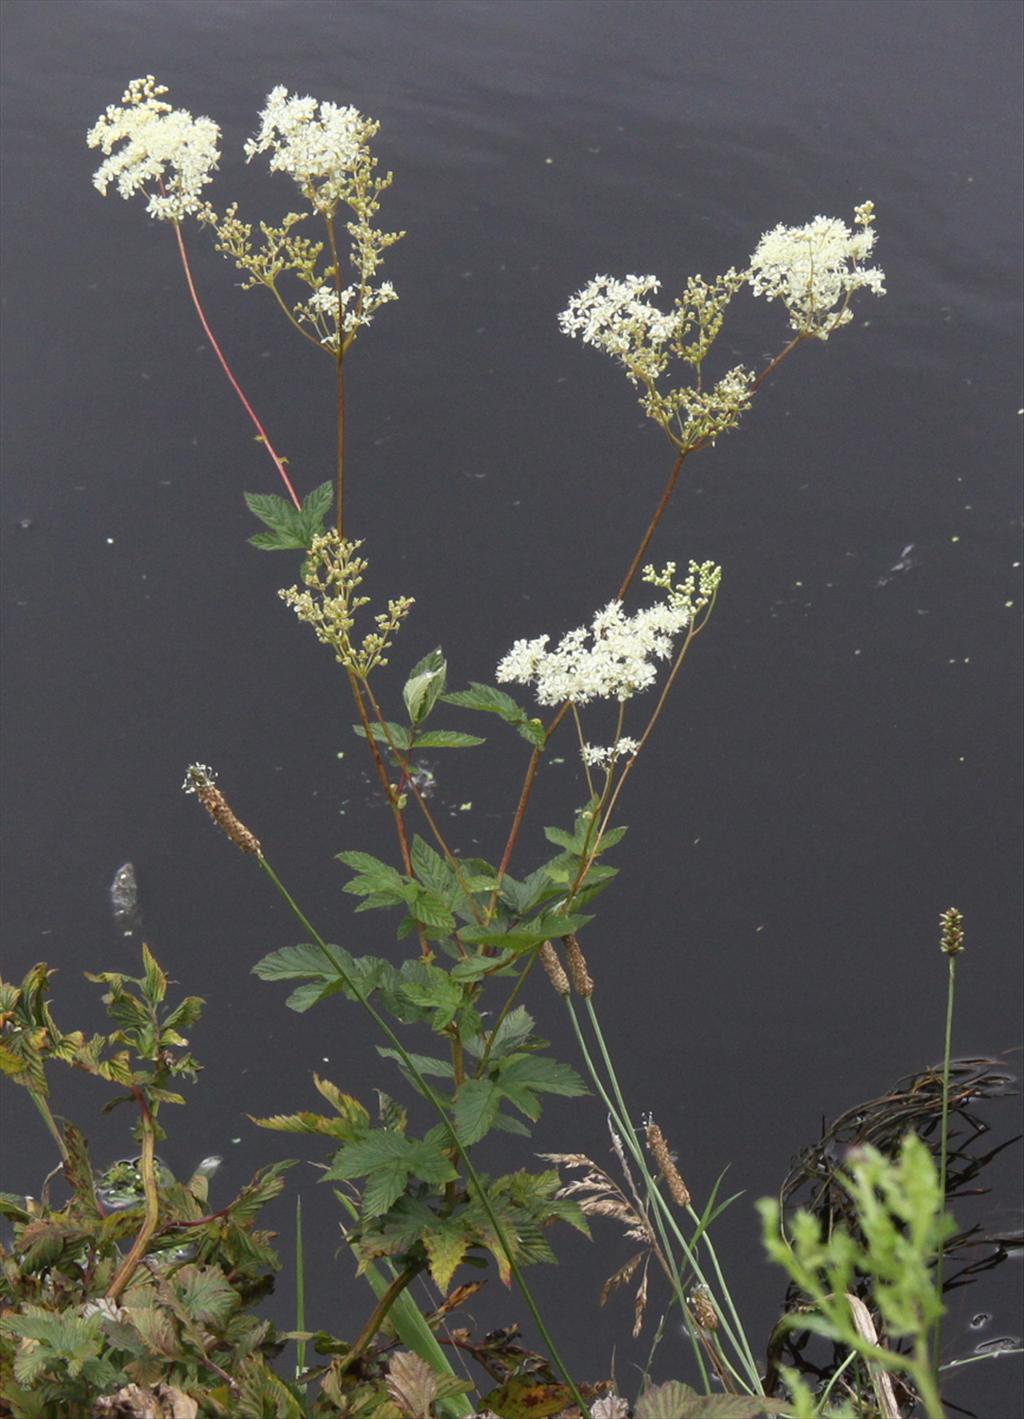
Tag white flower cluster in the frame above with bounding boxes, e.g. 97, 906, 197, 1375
558, 274, 678, 376
87, 76, 221, 222
748, 202, 885, 338
244, 86, 376, 214
296, 279, 398, 349
580, 737, 640, 768
496, 598, 690, 706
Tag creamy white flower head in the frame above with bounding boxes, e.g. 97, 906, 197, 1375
748, 202, 885, 338
245, 86, 378, 214
581, 736, 640, 768
497, 598, 690, 706
87, 76, 220, 221
559, 274, 679, 376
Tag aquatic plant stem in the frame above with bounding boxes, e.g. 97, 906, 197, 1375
933, 948, 958, 1370
295, 1195, 306, 1380
338, 1262, 423, 1374
106, 1087, 160, 1304
170, 218, 302, 509
569, 991, 754, 1395
255, 853, 592, 1417
581, 993, 760, 1390
560, 998, 712, 1391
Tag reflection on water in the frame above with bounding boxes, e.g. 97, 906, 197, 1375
108, 861, 140, 936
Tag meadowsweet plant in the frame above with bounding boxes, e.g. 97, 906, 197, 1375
1, 73, 938, 1418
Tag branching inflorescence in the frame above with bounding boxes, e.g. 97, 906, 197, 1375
74, 75, 921, 1419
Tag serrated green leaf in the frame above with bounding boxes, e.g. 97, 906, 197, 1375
171, 1262, 239, 1327
140, 944, 167, 1006
313, 1075, 370, 1128
249, 527, 302, 550
403, 647, 447, 725
449, 949, 516, 981
473, 1007, 536, 1061
298, 479, 333, 532
376, 1047, 454, 1079
362, 1162, 411, 1217
635, 1381, 789, 1418
442, 682, 522, 717
453, 1078, 501, 1146
543, 825, 579, 850
516, 718, 547, 748
495, 1055, 587, 1121
353, 720, 413, 750
408, 888, 456, 937
396, 962, 464, 1028
413, 729, 486, 748
162, 994, 205, 1033
410, 837, 455, 895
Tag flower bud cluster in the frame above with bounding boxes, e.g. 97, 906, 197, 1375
278, 532, 413, 679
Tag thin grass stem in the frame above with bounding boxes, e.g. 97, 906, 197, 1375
579, 995, 763, 1394
294, 1194, 306, 1380
933, 948, 958, 1370
561, 997, 712, 1392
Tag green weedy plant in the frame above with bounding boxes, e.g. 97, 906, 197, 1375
759, 1134, 955, 1419
0, 955, 299, 1417
0, 71, 953, 1417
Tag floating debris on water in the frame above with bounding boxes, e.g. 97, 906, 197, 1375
108, 861, 140, 936
875, 542, 918, 587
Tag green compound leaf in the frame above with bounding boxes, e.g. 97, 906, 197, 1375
244, 481, 333, 551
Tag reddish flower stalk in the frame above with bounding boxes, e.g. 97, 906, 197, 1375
171, 218, 302, 510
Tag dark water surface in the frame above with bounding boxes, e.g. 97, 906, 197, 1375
2, 0, 1021, 1412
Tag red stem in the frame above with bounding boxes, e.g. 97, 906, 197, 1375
170, 219, 302, 510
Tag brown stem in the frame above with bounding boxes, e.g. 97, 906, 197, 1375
106, 1087, 160, 1303
489, 701, 571, 911
170, 217, 302, 509
616, 447, 686, 600
338, 1262, 423, 1374
348, 673, 414, 877
360, 681, 481, 928
325, 215, 347, 537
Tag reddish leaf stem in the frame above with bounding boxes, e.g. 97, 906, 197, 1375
170, 218, 302, 510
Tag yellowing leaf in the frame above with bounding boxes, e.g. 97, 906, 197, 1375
423, 1224, 469, 1292
482, 1378, 576, 1419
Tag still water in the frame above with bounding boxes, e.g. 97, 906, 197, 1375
2, 0, 1021, 1412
